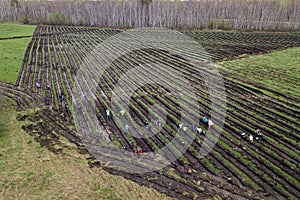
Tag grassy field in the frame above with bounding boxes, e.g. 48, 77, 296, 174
219, 47, 300, 100
0, 97, 173, 200
0, 23, 36, 83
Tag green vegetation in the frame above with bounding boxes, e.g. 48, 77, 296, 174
0, 24, 169, 199
0, 23, 35, 38
2, 23, 299, 199
0, 23, 36, 83
220, 47, 300, 100
0, 97, 173, 200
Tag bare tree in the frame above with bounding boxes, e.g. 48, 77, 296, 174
2, 0, 300, 31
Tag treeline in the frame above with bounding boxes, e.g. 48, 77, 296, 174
1, 0, 300, 31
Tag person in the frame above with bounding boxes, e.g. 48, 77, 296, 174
36, 81, 41, 88
178, 123, 183, 129
29, 67, 33, 74
117, 108, 122, 116
254, 129, 264, 140
178, 123, 183, 132
204, 81, 208, 87
77, 104, 83, 114
125, 124, 129, 133
258, 134, 264, 140
191, 123, 196, 132
249, 134, 254, 143
147, 125, 153, 132
241, 132, 247, 139
137, 146, 142, 159
208, 119, 214, 128
154, 117, 161, 127
60, 92, 64, 102
202, 116, 208, 124
83, 93, 87, 100
106, 109, 110, 119
59, 94, 64, 103
182, 126, 187, 132
119, 109, 125, 116
144, 120, 149, 129
196, 127, 203, 134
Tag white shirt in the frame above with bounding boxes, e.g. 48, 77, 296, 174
196, 127, 202, 134
106, 110, 110, 115
249, 135, 253, 141
208, 119, 214, 126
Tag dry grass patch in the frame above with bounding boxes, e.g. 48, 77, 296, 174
0, 98, 173, 200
